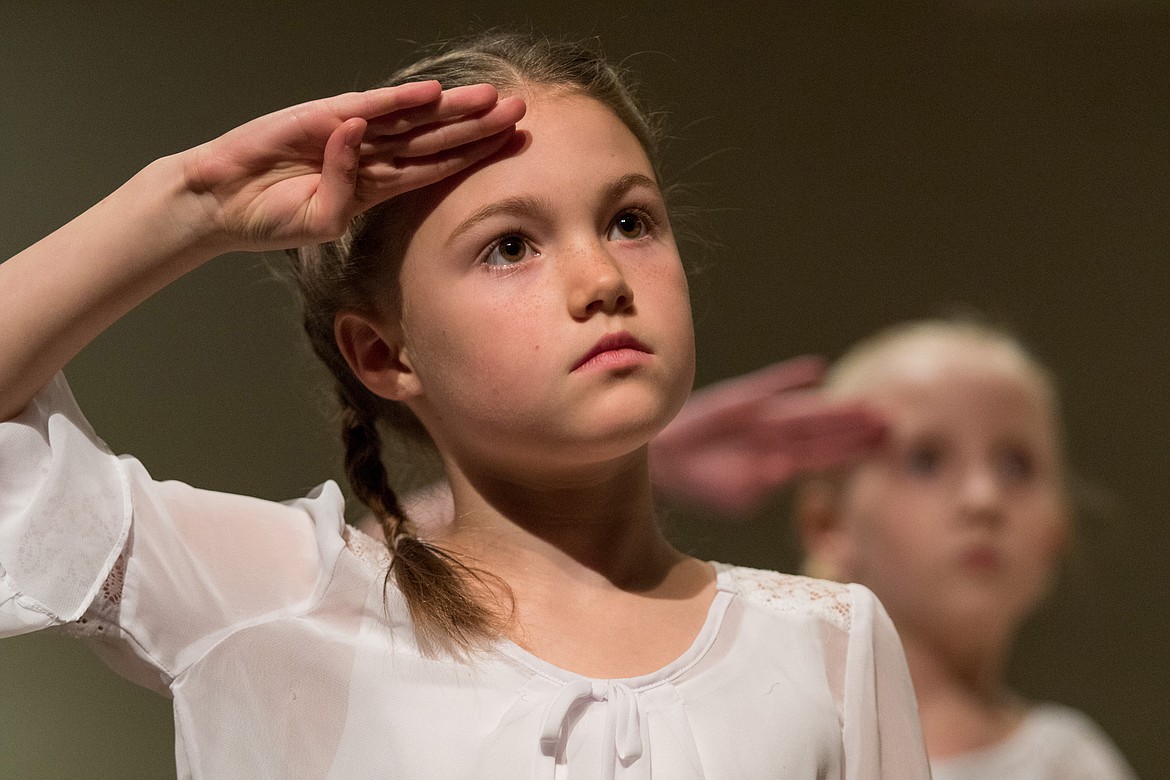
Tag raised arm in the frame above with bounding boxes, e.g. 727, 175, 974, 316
0, 81, 524, 420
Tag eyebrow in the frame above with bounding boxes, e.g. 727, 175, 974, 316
448, 196, 552, 242
448, 172, 662, 242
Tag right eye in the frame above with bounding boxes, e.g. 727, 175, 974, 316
483, 234, 532, 267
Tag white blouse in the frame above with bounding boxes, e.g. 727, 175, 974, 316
930, 702, 1137, 780
0, 374, 931, 779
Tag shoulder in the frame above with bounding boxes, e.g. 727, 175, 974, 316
934, 703, 1137, 780
1023, 702, 1104, 738
1024, 703, 1134, 771
713, 562, 856, 633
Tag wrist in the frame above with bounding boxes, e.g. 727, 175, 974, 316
135, 151, 236, 262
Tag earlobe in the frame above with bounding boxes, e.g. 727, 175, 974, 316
334, 311, 423, 401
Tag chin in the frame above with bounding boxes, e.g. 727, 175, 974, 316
589, 377, 681, 427
933, 599, 1027, 640
569, 419, 659, 463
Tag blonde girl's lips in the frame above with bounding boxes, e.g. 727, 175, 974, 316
572, 332, 653, 372
959, 544, 1003, 572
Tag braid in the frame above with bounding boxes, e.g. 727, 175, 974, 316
337, 387, 503, 657
340, 400, 409, 526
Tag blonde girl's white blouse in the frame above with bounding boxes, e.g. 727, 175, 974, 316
0, 374, 931, 779
930, 703, 1138, 780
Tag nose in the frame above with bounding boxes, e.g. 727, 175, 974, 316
566, 240, 634, 319
957, 463, 1005, 525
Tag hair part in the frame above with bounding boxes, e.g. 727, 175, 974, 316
285, 30, 667, 657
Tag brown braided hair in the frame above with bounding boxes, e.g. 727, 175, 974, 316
286, 30, 667, 657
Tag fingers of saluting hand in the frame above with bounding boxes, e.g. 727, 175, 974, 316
364, 83, 515, 136
315, 89, 523, 227
679, 356, 828, 431
745, 399, 885, 445
363, 95, 527, 159
352, 128, 515, 203
322, 80, 446, 122
724, 355, 828, 398
744, 401, 887, 468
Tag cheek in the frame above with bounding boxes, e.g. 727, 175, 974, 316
1015, 498, 1070, 571
839, 475, 944, 576
642, 254, 691, 312
413, 302, 547, 393
634, 255, 694, 350
402, 284, 567, 441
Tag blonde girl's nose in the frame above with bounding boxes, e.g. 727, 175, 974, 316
957, 463, 1006, 521
566, 242, 634, 319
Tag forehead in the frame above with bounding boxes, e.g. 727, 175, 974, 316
424, 89, 656, 220
851, 337, 1057, 433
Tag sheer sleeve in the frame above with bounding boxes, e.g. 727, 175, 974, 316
0, 373, 130, 635
840, 583, 931, 780
718, 566, 932, 778
0, 373, 348, 692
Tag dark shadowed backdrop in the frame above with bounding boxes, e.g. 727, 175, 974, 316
0, 2, 1166, 777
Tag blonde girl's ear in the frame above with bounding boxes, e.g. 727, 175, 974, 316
334, 310, 423, 402
795, 479, 854, 582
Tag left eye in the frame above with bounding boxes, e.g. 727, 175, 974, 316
607, 211, 648, 241
997, 449, 1035, 482
484, 234, 531, 266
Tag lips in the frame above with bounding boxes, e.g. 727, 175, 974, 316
958, 543, 1003, 572
572, 332, 653, 371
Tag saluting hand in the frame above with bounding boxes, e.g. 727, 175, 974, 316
179, 81, 525, 252
649, 357, 887, 515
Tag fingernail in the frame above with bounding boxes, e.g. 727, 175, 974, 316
345, 120, 364, 148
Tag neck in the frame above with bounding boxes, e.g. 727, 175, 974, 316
898, 625, 1025, 759
434, 446, 682, 592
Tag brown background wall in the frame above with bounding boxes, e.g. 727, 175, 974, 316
0, 2, 1166, 777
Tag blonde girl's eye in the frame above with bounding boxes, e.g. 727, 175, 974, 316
483, 234, 531, 267
997, 447, 1035, 483
607, 210, 649, 241
904, 443, 943, 477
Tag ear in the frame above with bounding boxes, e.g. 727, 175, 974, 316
334, 310, 423, 402
794, 480, 856, 582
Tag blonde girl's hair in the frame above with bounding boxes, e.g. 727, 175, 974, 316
285, 30, 666, 657
824, 317, 1062, 415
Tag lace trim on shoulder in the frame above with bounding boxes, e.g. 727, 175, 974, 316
717, 564, 852, 632
59, 550, 127, 639
343, 524, 392, 570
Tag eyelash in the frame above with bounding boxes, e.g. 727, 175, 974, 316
476, 204, 662, 271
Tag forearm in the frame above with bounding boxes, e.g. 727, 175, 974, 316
0, 153, 223, 420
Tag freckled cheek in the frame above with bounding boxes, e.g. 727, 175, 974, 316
631, 259, 694, 346
427, 306, 552, 389
634, 254, 689, 299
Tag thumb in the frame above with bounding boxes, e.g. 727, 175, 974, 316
313, 117, 366, 232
